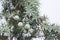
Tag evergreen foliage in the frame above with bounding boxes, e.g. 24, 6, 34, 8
0, 0, 60, 40
0, 0, 42, 40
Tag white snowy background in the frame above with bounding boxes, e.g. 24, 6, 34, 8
40, 0, 60, 25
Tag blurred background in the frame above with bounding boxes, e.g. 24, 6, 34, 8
40, 0, 60, 25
